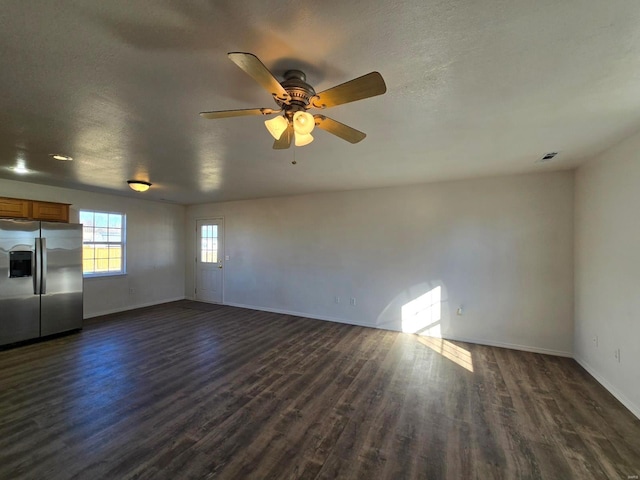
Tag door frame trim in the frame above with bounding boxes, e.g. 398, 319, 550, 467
194, 217, 225, 304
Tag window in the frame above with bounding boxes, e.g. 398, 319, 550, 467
200, 224, 218, 263
79, 210, 126, 276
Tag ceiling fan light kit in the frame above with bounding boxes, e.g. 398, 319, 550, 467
200, 52, 387, 149
295, 132, 314, 147
265, 115, 289, 140
292, 111, 315, 135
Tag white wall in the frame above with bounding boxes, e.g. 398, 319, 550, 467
186, 171, 575, 356
575, 132, 640, 418
0, 179, 186, 318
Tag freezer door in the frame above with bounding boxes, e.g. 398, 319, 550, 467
40, 222, 83, 336
0, 219, 41, 346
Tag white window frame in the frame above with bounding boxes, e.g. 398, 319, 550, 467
79, 209, 127, 277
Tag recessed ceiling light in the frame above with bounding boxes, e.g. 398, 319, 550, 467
50, 154, 73, 161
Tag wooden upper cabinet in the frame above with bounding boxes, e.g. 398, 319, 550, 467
31, 201, 69, 222
0, 197, 31, 219
0, 197, 70, 222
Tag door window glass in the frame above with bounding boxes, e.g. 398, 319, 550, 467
200, 225, 218, 263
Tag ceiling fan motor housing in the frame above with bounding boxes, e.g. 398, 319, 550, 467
279, 70, 316, 117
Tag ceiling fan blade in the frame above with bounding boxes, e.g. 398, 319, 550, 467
228, 52, 291, 104
314, 115, 366, 144
310, 72, 386, 109
199, 107, 279, 119
273, 124, 293, 149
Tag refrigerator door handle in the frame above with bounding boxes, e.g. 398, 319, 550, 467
34, 238, 40, 295
41, 237, 47, 294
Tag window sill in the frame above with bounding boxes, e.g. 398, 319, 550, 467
83, 272, 128, 279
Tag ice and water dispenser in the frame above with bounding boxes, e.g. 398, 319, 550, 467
9, 251, 33, 278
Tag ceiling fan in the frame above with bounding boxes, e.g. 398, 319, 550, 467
200, 52, 387, 149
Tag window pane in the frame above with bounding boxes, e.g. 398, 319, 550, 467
96, 258, 109, 271
108, 215, 122, 228
94, 244, 109, 259
83, 259, 95, 274
200, 248, 218, 263
202, 249, 217, 263
82, 245, 94, 260
82, 226, 94, 242
108, 258, 121, 270
108, 228, 121, 242
94, 227, 108, 242
94, 213, 108, 228
79, 211, 94, 226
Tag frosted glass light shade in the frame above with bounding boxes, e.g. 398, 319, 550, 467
293, 111, 315, 135
294, 132, 314, 147
127, 180, 151, 192
264, 115, 289, 140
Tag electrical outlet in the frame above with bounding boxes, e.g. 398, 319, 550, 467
593, 335, 598, 348
334, 296, 340, 304
614, 348, 621, 363
457, 305, 464, 316
350, 297, 356, 306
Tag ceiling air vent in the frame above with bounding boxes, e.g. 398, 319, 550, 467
536, 152, 558, 163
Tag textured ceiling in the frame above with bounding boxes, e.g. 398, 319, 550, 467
1, 0, 640, 204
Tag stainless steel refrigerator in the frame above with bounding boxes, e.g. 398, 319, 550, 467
0, 219, 83, 346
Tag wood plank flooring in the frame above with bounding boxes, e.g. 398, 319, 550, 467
1, 300, 639, 479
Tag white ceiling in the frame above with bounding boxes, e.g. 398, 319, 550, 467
1, 0, 639, 205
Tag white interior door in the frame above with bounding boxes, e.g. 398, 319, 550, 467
195, 218, 223, 303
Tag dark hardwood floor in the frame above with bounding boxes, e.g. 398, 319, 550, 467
1, 301, 639, 480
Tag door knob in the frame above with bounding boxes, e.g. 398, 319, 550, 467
218, 264, 223, 269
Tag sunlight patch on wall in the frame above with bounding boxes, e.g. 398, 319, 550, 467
401, 286, 441, 335
418, 336, 474, 372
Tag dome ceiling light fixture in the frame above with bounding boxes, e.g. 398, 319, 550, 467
50, 154, 73, 161
200, 52, 387, 149
127, 180, 152, 192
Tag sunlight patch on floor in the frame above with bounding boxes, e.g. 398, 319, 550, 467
418, 336, 474, 372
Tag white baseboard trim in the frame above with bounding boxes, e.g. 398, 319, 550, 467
222, 302, 573, 357
437, 334, 574, 358
223, 302, 384, 330
84, 296, 186, 319
574, 356, 640, 420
